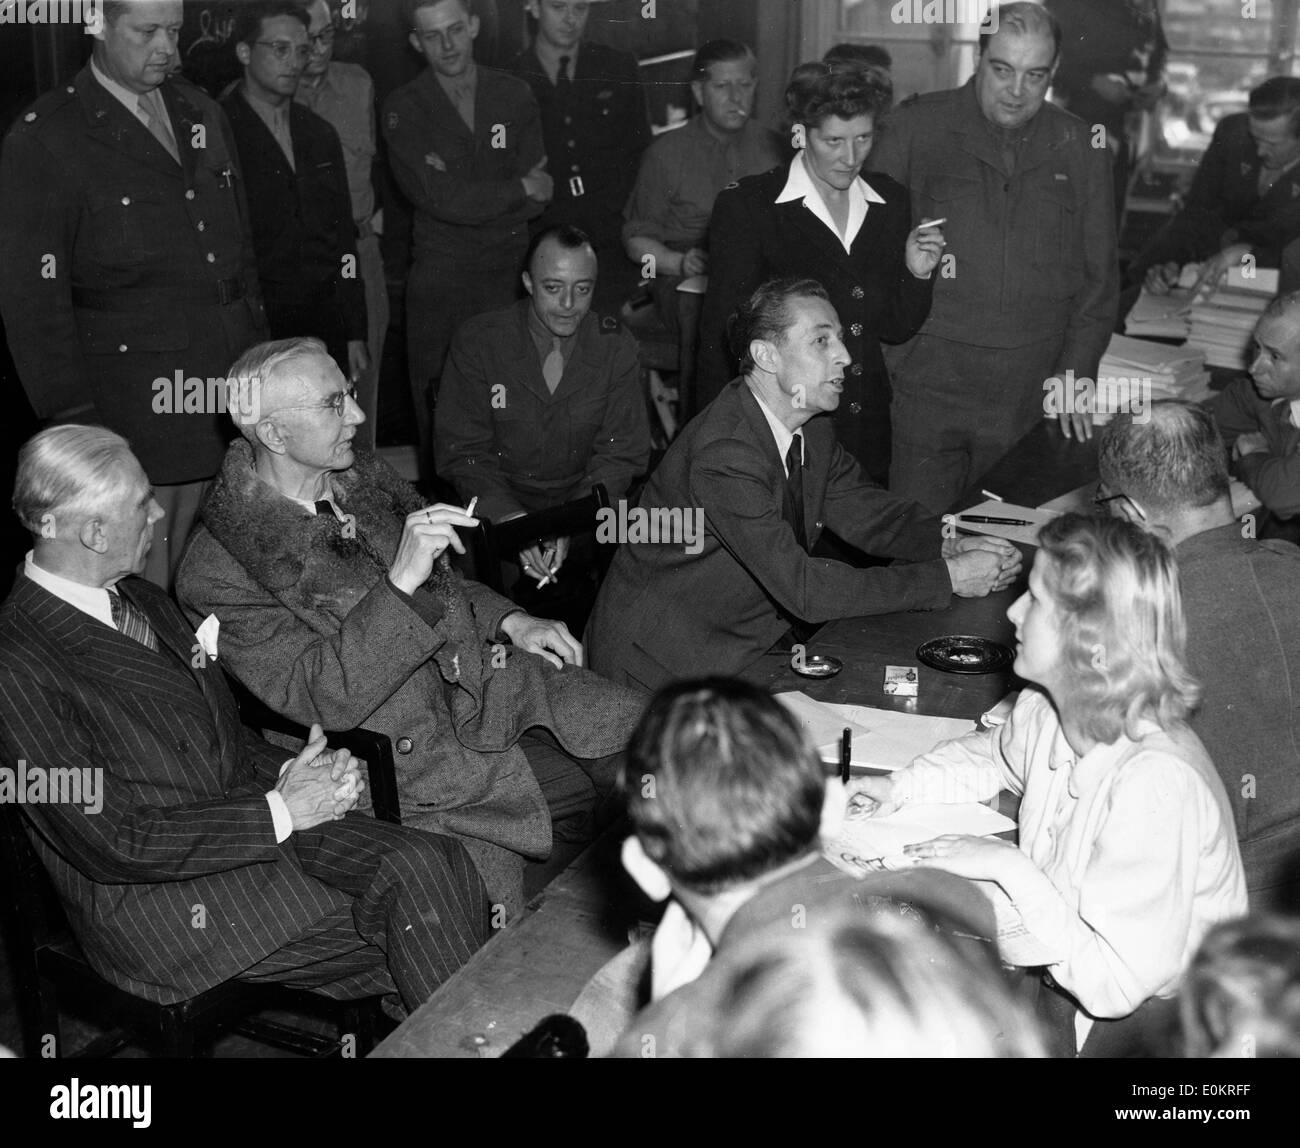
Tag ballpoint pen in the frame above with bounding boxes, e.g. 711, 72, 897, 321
958, 515, 1033, 526
840, 728, 852, 785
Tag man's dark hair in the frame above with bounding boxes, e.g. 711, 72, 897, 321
978, 2, 1061, 62
1097, 401, 1231, 516
1249, 77, 1300, 138
233, 0, 309, 48
692, 39, 755, 83
728, 277, 830, 375
525, 224, 595, 272
823, 43, 892, 71
404, 0, 473, 29
621, 679, 826, 895
785, 60, 892, 130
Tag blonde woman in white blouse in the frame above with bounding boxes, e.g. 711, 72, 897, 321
850, 513, 1247, 1055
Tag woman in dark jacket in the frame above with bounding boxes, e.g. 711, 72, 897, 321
698, 62, 942, 483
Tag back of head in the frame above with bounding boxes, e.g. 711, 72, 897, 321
1097, 401, 1231, 520
1181, 913, 1300, 1058
694, 901, 1047, 1058
784, 58, 892, 130
727, 276, 829, 375
621, 679, 826, 895
13, 425, 135, 541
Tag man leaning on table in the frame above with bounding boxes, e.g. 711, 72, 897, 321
1099, 401, 1300, 911
585, 277, 1021, 691
1213, 290, 1300, 529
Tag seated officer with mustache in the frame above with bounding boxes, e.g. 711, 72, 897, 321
585, 277, 1021, 690
177, 337, 646, 920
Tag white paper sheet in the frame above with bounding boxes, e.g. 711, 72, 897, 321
949, 499, 1061, 548
825, 802, 1016, 875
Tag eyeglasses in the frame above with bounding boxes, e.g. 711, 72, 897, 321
1093, 483, 1146, 521
256, 40, 312, 63
271, 385, 359, 419
309, 28, 337, 50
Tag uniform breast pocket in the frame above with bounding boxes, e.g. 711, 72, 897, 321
1034, 181, 1081, 294
921, 173, 979, 220
85, 185, 168, 267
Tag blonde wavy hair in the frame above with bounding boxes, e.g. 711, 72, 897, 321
1036, 513, 1200, 743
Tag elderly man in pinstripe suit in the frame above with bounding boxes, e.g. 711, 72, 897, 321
0, 426, 490, 1013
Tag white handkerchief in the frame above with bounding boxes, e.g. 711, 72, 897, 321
195, 613, 220, 660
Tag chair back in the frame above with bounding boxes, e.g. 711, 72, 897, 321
476, 483, 613, 596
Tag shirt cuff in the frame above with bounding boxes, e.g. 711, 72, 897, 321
267, 759, 295, 842
497, 607, 526, 640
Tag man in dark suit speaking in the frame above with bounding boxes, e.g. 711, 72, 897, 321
0, 426, 490, 1013
585, 278, 1022, 690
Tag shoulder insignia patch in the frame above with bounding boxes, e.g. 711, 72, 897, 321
600, 315, 620, 332
387, 110, 399, 131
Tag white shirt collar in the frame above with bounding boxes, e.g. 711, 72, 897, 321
24, 552, 115, 630
774, 152, 884, 254
91, 57, 148, 119
746, 382, 803, 476
1288, 399, 1300, 427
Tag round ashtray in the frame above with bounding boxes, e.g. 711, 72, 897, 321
916, 636, 1014, 675
791, 654, 843, 678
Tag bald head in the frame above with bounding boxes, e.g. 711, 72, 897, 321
1097, 402, 1233, 539
1250, 291, 1300, 402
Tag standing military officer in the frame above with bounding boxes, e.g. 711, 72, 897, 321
384, 0, 551, 485
508, 0, 650, 312
0, 0, 267, 588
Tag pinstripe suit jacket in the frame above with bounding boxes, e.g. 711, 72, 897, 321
0, 571, 356, 1004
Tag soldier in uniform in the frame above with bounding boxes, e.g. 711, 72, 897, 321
383, 0, 551, 485
434, 225, 650, 589
508, 0, 650, 313
0, 0, 266, 588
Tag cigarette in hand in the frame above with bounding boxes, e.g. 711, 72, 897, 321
465, 497, 478, 518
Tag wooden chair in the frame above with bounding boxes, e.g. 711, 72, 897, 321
0, 690, 402, 1059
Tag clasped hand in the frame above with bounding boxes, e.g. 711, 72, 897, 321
941, 535, 1021, 596
276, 724, 366, 832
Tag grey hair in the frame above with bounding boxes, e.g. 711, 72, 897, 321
1098, 401, 1231, 515
225, 336, 331, 441
13, 425, 137, 536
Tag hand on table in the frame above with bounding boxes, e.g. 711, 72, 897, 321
1190, 243, 1252, 301
901, 833, 1020, 883
1058, 407, 1094, 442
845, 774, 903, 820
388, 503, 480, 595
905, 221, 946, 279
942, 535, 1021, 592
277, 724, 366, 831
1143, 261, 1182, 295
500, 611, 583, 669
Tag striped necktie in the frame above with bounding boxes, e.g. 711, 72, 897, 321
108, 588, 160, 652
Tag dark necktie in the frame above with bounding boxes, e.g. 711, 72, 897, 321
108, 588, 160, 652
315, 500, 337, 523
557, 55, 572, 100
786, 434, 806, 550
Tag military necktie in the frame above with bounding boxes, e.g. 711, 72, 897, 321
542, 337, 564, 393
786, 434, 806, 550
557, 55, 572, 101
108, 588, 160, 652
138, 87, 180, 165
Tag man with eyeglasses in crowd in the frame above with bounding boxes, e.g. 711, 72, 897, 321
1096, 400, 1300, 913
294, 0, 388, 453
176, 337, 647, 923
0, 0, 267, 589
222, 1, 369, 386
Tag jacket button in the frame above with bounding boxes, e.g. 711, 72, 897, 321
197, 220, 206, 231
121, 196, 131, 205
206, 252, 215, 262
176, 739, 189, 753
185, 189, 196, 200
851, 286, 864, 299
118, 343, 128, 352
849, 401, 862, 414
850, 363, 863, 376
850, 323, 863, 336
395, 737, 414, 754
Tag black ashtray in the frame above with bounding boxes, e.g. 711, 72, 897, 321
916, 636, 1013, 675
791, 654, 843, 678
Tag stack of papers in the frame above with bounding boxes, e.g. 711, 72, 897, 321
775, 692, 975, 770
1092, 335, 1212, 422
1125, 286, 1193, 339
1187, 267, 1277, 369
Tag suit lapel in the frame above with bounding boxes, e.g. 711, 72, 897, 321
734, 384, 806, 538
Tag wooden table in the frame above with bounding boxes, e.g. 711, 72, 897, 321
372, 420, 1099, 1058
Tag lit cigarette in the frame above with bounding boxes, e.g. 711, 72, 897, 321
917, 218, 947, 230
465, 497, 478, 518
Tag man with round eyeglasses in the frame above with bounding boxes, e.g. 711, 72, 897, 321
177, 337, 647, 921
222, 0, 369, 388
